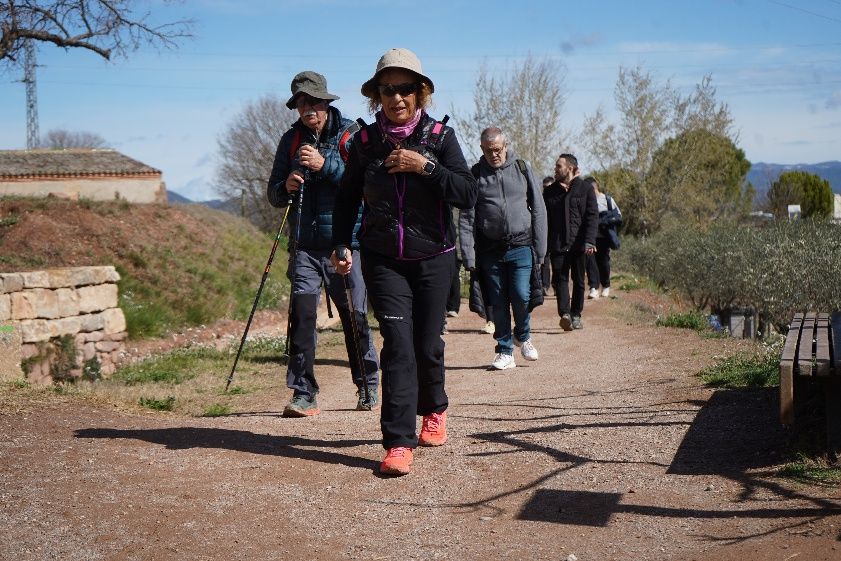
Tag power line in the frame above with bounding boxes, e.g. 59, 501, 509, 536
768, 0, 841, 24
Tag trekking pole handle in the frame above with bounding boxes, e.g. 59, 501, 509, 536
335, 245, 349, 261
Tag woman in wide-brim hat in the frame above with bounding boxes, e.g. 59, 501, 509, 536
331, 48, 477, 476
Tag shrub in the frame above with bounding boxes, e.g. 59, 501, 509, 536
139, 396, 176, 411
626, 220, 841, 331
698, 348, 781, 388
657, 311, 708, 330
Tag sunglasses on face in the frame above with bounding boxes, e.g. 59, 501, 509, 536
296, 95, 327, 108
377, 82, 419, 97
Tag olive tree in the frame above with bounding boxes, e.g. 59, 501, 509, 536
454, 54, 566, 176
214, 94, 297, 232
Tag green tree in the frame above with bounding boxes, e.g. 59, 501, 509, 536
581, 67, 738, 235
454, 54, 566, 176
767, 171, 833, 219
647, 129, 752, 228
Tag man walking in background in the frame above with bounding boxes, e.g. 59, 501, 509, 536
267, 71, 380, 416
544, 153, 598, 331
460, 127, 547, 370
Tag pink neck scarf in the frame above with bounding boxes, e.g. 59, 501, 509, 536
377, 109, 423, 145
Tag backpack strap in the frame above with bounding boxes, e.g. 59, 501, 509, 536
422, 114, 449, 151
287, 128, 302, 160
515, 159, 535, 211
338, 120, 360, 163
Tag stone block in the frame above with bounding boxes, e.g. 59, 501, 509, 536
95, 341, 121, 353
78, 284, 118, 313
106, 331, 128, 341
90, 267, 121, 285
20, 343, 39, 359
79, 313, 105, 332
0, 323, 22, 381
47, 268, 88, 289
100, 362, 116, 378
18, 319, 51, 343
55, 316, 82, 337
0, 294, 9, 321
10, 292, 34, 320
20, 271, 50, 289
102, 308, 127, 334
0, 273, 24, 294
11, 289, 60, 320
56, 288, 81, 317
28, 360, 52, 385
84, 331, 104, 342
83, 342, 96, 361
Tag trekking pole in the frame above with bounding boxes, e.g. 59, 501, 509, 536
225, 200, 292, 392
336, 246, 370, 405
283, 172, 307, 356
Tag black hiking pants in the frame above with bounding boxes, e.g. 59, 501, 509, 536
361, 249, 453, 449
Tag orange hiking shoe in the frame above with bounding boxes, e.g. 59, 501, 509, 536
380, 447, 413, 475
419, 411, 448, 446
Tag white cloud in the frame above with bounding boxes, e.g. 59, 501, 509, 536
826, 90, 841, 110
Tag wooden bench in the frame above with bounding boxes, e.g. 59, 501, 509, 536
779, 312, 841, 457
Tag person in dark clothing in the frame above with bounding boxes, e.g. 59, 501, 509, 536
584, 176, 622, 299
543, 153, 598, 330
267, 71, 380, 417
332, 48, 477, 476
541, 176, 555, 295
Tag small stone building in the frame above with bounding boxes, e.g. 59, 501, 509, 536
0, 149, 166, 203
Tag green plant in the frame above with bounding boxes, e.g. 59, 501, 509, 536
657, 311, 708, 330
201, 403, 231, 417
225, 386, 246, 395
698, 349, 781, 388
112, 347, 222, 385
0, 214, 20, 227
778, 454, 841, 485
139, 396, 176, 411
82, 357, 102, 382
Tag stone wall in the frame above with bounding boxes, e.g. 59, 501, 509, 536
0, 266, 127, 384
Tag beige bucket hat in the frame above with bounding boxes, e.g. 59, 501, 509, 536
361, 48, 435, 97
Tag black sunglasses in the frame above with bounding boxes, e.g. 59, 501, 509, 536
377, 82, 419, 97
296, 94, 327, 108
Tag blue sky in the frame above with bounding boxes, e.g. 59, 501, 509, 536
1, 0, 840, 201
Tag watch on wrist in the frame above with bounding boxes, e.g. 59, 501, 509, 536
421, 160, 436, 176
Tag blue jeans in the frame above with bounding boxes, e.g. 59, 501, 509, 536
478, 245, 533, 355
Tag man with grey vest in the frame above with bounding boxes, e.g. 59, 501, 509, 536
267, 71, 380, 416
459, 127, 547, 370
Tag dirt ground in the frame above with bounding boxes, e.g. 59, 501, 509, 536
2, 291, 840, 561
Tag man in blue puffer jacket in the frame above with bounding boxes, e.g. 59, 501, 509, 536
267, 71, 380, 417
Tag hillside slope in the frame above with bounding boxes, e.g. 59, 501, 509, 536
0, 197, 289, 338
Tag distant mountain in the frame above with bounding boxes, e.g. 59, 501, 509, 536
167, 190, 193, 204
167, 191, 240, 215
747, 161, 841, 200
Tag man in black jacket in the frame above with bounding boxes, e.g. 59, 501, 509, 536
543, 153, 598, 330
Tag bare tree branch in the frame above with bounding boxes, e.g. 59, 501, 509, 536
1, 0, 193, 68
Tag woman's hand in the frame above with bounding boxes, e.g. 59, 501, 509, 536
385, 148, 426, 175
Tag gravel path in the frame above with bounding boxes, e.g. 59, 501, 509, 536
2, 292, 840, 560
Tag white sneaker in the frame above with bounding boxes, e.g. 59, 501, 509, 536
482, 321, 495, 335
601, 287, 610, 298
446, 310, 459, 317
520, 339, 539, 361
491, 353, 515, 370
588, 287, 599, 299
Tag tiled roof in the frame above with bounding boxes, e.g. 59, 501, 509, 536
0, 149, 161, 179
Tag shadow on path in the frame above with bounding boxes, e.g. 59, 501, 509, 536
74, 427, 377, 470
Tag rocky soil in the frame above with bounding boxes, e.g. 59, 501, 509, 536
2, 291, 840, 561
